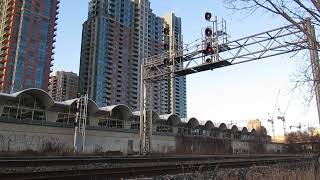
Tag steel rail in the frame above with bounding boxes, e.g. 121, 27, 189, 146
0, 154, 303, 167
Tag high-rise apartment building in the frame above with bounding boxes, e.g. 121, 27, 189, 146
0, 0, 59, 93
79, 0, 187, 117
48, 71, 79, 102
163, 13, 187, 118
79, 0, 135, 107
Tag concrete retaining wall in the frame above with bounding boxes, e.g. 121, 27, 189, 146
0, 122, 284, 154
0, 122, 176, 154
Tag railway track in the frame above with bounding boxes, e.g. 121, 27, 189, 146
0, 154, 303, 167
0, 154, 317, 179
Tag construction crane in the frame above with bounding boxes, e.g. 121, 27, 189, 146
277, 95, 291, 135
228, 120, 248, 128
277, 108, 287, 135
139, 12, 319, 154
290, 122, 302, 130
290, 122, 318, 131
267, 113, 275, 137
267, 90, 280, 137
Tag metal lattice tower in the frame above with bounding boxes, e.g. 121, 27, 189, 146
74, 94, 88, 152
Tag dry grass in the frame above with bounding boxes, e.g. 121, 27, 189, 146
154, 160, 319, 180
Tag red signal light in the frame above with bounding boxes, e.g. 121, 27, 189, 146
203, 43, 213, 55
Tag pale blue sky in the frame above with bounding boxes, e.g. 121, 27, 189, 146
54, 0, 318, 135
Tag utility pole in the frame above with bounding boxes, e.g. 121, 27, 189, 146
139, 64, 146, 155
139, 63, 153, 155
306, 18, 320, 125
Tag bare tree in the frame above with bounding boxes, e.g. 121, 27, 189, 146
225, 0, 320, 46
225, 0, 320, 107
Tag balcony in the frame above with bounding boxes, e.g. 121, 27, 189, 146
4, 25, 10, 31
6, 12, 12, 18
0, 53, 7, 58
2, 38, 9, 44
1, 46, 8, 51
3, 32, 10, 37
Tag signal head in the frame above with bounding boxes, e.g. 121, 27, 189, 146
163, 43, 169, 50
163, 58, 169, 65
205, 28, 212, 37
205, 58, 212, 63
205, 12, 212, 21
203, 43, 213, 55
163, 27, 170, 35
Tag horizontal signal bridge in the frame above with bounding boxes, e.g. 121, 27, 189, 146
143, 22, 308, 81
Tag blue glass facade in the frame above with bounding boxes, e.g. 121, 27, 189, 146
0, 0, 59, 93
79, 0, 186, 117
79, 0, 134, 107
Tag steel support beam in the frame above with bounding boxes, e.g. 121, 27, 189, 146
306, 18, 320, 125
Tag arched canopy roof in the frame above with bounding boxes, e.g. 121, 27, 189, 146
251, 129, 257, 134
147, 110, 159, 122
187, 117, 200, 128
159, 114, 181, 126
63, 98, 99, 115
219, 123, 227, 131
101, 104, 132, 120
204, 120, 214, 130
231, 125, 238, 132
132, 110, 159, 122
0, 93, 16, 102
242, 127, 249, 133
12, 88, 55, 108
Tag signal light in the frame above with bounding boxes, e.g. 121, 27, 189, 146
205, 28, 212, 37
163, 43, 169, 50
205, 12, 212, 21
164, 58, 169, 65
74, 122, 79, 127
206, 58, 212, 63
163, 27, 170, 35
203, 43, 213, 55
